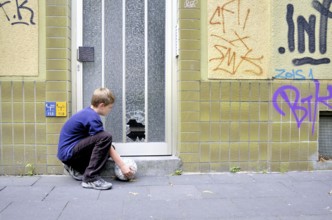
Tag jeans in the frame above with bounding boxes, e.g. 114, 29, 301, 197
65, 131, 112, 182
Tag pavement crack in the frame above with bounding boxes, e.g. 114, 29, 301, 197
0, 186, 6, 192
0, 201, 13, 214
30, 176, 41, 186
57, 201, 69, 220
41, 186, 55, 201
97, 191, 101, 200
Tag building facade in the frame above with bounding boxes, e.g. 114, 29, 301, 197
1, 0, 332, 175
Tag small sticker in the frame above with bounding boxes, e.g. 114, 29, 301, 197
45, 102, 67, 117
56, 102, 67, 117
45, 102, 56, 117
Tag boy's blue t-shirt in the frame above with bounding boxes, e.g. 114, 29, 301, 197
57, 107, 104, 161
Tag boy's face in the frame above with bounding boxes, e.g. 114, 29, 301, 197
97, 103, 113, 116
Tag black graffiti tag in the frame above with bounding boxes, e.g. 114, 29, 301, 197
0, 1, 10, 21
0, 0, 35, 26
278, 0, 332, 66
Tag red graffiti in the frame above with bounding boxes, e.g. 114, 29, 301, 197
209, 0, 264, 76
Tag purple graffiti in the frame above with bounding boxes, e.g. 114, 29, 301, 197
273, 80, 332, 134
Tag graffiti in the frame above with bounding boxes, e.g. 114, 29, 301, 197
208, 0, 264, 76
278, 0, 332, 66
0, 0, 35, 25
184, 0, 198, 8
273, 80, 332, 134
273, 68, 314, 80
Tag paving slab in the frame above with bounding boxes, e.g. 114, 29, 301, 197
0, 176, 40, 186
0, 201, 66, 220
179, 199, 242, 219
98, 185, 151, 202
169, 174, 214, 185
232, 197, 299, 218
244, 181, 296, 198
286, 171, 332, 182
149, 185, 202, 201
209, 173, 256, 184
249, 173, 294, 184
195, 183, 253, 199
32, 175, 79, 187
287, 180, 332, 197
123, 200, 181, 220
0, 172, 332, 220
282, 196, 332, 216
43, 185, 100, 202
0, 185, 53, 202
58, 200, 123, 220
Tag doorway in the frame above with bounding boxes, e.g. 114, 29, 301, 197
72, 0, 176, 156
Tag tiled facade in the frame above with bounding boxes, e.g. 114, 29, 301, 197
0, 0, 331, 175
0, 1, 71, 175
178, 79, 324, 172
177, 0, 332, 173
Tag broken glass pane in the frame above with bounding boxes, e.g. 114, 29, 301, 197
125, 0, 145, 142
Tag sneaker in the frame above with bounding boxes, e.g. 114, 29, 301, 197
81, 178, 113, 190
64, 164, 83, 181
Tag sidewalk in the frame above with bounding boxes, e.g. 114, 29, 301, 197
0, 171, 332, 220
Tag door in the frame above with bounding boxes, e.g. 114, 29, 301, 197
73, 0, 176, 156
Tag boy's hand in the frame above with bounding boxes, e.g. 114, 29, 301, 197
120, 164, 134, 179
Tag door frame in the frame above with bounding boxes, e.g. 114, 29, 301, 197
71, 0, 178, 156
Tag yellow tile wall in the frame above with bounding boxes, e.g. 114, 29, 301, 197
177, 1, 327, 173
178, 78, 328, 172
0, 0, 71, 175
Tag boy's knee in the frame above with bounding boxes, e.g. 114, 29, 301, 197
103, 131, 113, 142
98, 131, 112, 142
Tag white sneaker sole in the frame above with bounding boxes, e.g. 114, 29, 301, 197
81, 182, 112, 190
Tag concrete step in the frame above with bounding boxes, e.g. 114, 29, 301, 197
101, 156, 182, 178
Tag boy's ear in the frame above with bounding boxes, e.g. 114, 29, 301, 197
97, 103, 105, 108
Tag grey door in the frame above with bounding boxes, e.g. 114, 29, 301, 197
81, 0, 169, 155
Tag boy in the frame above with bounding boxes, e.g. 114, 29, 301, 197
57, 88, 133, 190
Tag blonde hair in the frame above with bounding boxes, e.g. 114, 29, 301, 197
91, 88, 115, 107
